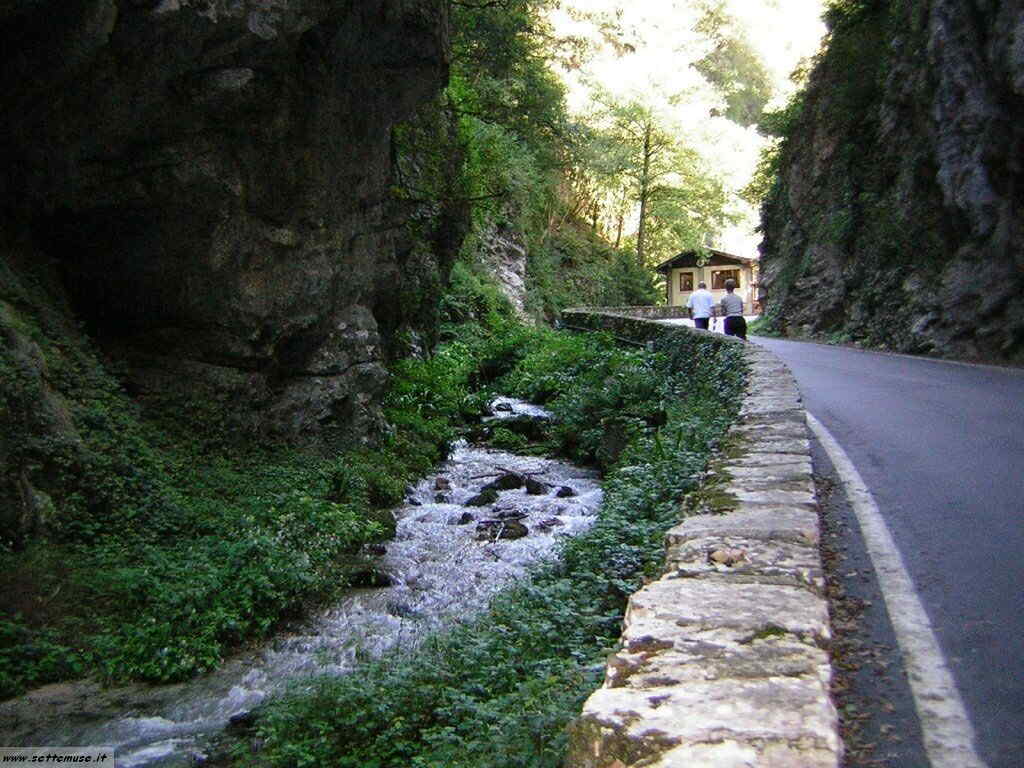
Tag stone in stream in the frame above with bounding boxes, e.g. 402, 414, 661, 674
228, 711, 256, 730
475, 519, 529, 540
448, 511, 475, 525
482, 473, 525, 492
556, 486, 577, 498
465, 489, 499, 507
495, 509, 528, 521
386, 601, 423, 620
347, 569, 393, 588
524, 476, 547, 495
339, 555, 393, 588
434, 477, 451, 491
534, 517, 566, 532
465, 424, 493, 443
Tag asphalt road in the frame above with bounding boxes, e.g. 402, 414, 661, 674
753, 336, 1024, 768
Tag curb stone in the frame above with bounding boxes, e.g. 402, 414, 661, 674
562, 311, 841, 768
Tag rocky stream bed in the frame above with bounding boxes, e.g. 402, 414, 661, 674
0, 400, 603, 766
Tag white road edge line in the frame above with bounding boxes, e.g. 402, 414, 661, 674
805, 412, 988, 768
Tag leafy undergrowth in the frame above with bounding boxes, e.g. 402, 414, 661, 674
745, 314, 782, 337
0, 406, 447, 697
222, 326, 747, 768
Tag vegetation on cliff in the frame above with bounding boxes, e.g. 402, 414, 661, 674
428, 0, 758, 318
443, 0, 661, 316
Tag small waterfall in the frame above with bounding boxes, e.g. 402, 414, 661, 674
1, 400, 603, 767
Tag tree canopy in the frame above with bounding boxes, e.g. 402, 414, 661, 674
403, 0, 758, 316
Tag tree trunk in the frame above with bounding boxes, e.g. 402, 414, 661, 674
635, 121, 652, 266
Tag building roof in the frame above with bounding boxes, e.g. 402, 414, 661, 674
654, 248, 757, 274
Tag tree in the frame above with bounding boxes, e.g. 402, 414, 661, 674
586, 95, 734, 269
450, 0, 568, 168
691, 1, 774, 127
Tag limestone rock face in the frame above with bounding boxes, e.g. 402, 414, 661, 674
479, 220, 530, 320
0, 0, 451, 436
759, 0, 1024, 363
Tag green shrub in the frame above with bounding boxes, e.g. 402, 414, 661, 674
524, 225, 659, 321
440, 261, 516, 341
85, 488, 386, 682
487, 427, 529, 451
0, 615, 81, 700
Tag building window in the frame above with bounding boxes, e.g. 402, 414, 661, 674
711, 269, 740, 290
679, 272, 694, 292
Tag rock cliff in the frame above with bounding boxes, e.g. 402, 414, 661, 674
758, 0, 1023, 363
479, 219, 530, 320
0, 0, 461, 544
1, 0, 453, 438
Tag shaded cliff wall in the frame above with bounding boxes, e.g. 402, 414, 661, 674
759, 0, 1023, 363
0, 0, 462, 543
0, 0, 452, 438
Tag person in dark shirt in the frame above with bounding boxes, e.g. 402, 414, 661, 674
720, 279, 746, 340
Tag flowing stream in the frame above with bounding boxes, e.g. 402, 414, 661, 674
0, 399, 603, 766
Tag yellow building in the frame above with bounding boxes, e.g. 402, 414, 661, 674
655, 249, 760, 314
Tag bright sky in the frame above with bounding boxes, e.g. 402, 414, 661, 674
547, 0, 826, 257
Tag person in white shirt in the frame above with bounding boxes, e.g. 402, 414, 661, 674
686, 281, 715, 330
720, 278, 746, 340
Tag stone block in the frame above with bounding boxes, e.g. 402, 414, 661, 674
740, 401, 805, 418
719, 451, 811, 468
648, 739, 840, 768
726, 486, 817, 507
606, 609, 830, 690
747, 367, 794, 378
715, 462, 813, 482
605, 634, 828, 691
623, 578, 830, 646
746, 375, 799, 392
567, 676, 839, 768
730, 419, 809, 439
664, 534, 824, 593
666, 506, 820, 547
721, 468, 815, 492
739, 437, 812, 455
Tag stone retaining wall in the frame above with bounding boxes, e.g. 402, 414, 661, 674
564, 305, 691, 320
562, 310, 841, 768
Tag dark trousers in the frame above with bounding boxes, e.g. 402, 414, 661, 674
694, 317, 710, 330
724, 315, 747, 340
